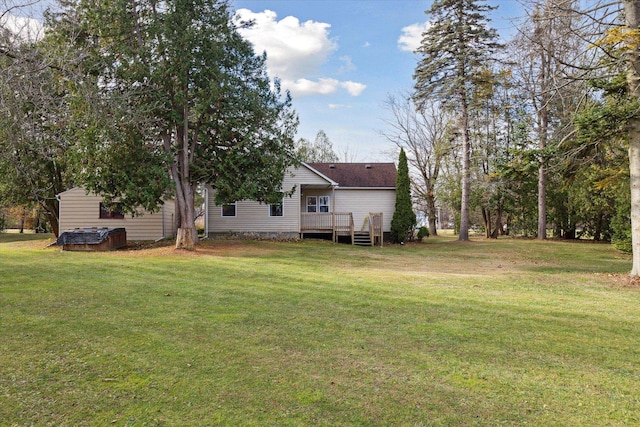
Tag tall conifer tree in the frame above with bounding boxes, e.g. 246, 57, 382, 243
391, 148, 416, 243
414, 0, 501, 241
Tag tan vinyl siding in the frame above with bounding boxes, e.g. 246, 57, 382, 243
334, 189, 396, 232
207, 186, 301, 233
289, 165, 334, 185
206, 168, 308, 234
163, 199, 176, 238
58, 187, 175, 241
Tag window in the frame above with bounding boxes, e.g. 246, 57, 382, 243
269, 201, 283, 217
221, 203, 236, 217
306, 196, 330, 213
306, 196, 317, 213
318, 196, 330, 213
99, 202, 125, 219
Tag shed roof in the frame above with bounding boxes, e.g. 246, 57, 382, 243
306, 163, 397, 188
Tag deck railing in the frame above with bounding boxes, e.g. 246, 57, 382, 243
301, 212, 354, 242
369, 212, 383, 247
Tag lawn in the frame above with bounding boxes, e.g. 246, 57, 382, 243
1, 233, 638, 426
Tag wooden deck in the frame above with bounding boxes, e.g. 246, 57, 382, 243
301, 212, 354, 242
300, 212, 383, 246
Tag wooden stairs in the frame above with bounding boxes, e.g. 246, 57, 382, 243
353, 231, 372, 246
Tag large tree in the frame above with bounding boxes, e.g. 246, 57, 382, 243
622, 0, 640, 275
414, 0, 501, 241
49, 0, 298, 249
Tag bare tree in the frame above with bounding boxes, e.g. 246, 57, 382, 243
0, 1, 71, 236
382, 94, 453, 236
512, 0, 589, 240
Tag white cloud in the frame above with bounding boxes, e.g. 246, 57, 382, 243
398, 22, 430, 53
235, 8, 366, 98
285, 78, 340, 97
0, 14, 43, 41
338, 56, 356, 73
236, 9, 336, 80
328, 104, 352, 109
363, 41, 371, 48
340, 81, 366, 96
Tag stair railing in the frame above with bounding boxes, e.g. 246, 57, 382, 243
369, 212, 383, 247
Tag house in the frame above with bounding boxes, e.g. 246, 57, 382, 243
205, 162, 397, 245
57, 187, 176, 241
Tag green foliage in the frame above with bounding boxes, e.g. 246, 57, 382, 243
49, 0, 298, 222
612, 179, 632, 253
391, 148, 417, 243
417, 226, 430, 241
295, 130, 340, 163
414, 0, 501, 106
493, 116, 538, 236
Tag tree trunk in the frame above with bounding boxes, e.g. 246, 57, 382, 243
426, 189, 438, 237
42, 199, 59, 237
625, 0, 640, 276
174, 181, 197, 250
481, 207, 491, 238
490, 205, 502, 239
19, 207, 26, 233
537, 160, 547, 239
459, 94, 471, 241
537, 41, 549, 240
168, 105, 198, 251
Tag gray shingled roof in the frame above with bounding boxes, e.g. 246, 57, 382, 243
307, 163, 397, 188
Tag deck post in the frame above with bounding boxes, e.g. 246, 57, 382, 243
332, 186, 336, 242
332, 212, 336, 242
350, 213, 355, 245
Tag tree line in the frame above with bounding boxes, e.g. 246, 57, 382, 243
382, 0, 640, 275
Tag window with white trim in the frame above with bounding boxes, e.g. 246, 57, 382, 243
306, 196, 330, 213
221, 203, 236, 217
306, 196, 317, 213
318, 196, 330, 213
269, 201, 283, 217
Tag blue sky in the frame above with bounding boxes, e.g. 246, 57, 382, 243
233, 0, 526, 162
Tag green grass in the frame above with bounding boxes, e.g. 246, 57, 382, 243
1, 233, 639, 426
